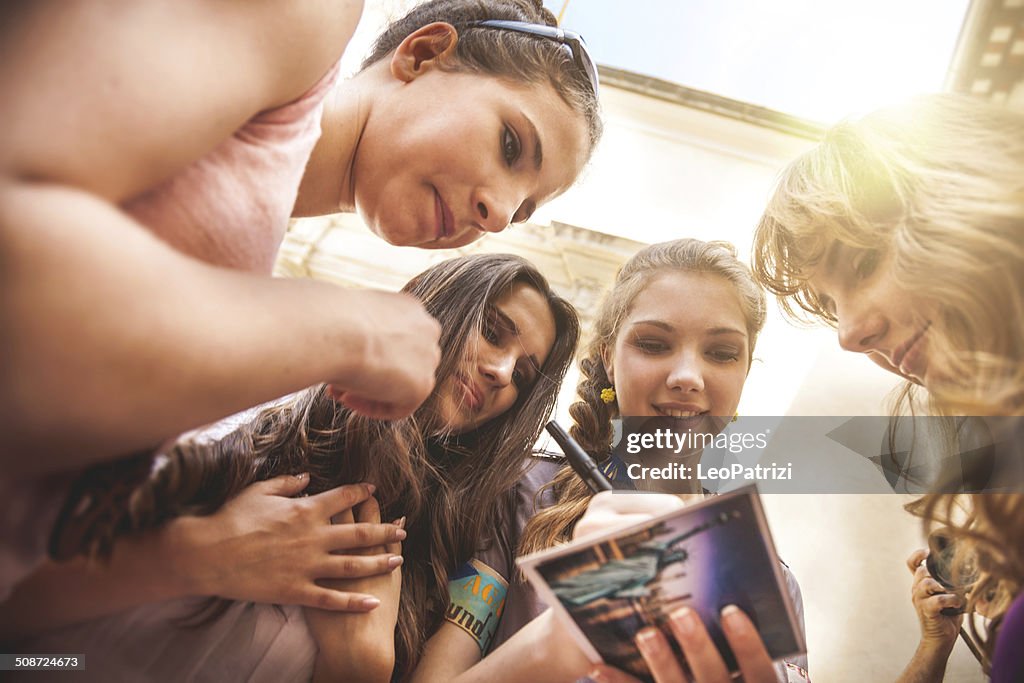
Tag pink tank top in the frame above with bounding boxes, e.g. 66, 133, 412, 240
0, 63, 342, 603
122, 62, 341, 273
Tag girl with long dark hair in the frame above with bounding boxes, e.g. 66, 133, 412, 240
4, 252, 579, 682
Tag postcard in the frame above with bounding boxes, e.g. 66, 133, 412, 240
517, 485, 805, 681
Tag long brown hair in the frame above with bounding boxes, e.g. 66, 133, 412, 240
63, 253, 579, 680
519, 239, 766, 555
362, 0, 602, 157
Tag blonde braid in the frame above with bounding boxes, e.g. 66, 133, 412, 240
520, 238, 767, 556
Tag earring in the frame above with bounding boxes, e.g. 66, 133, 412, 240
732, 412, 739, 423
600, 386, 616, 404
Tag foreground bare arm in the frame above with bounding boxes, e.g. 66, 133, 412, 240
0, 478, 407, 640
0, 181, 439, 473
0, 1, 444, 472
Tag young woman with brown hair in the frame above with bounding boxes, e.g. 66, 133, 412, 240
4, 252, 580, 682
0, 0, 604, 622
462, 239, 809, 683
1, 0, 601, 467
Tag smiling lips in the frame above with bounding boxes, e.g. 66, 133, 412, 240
892, 322, 931, 376
457, 374, 483, 413
653, 404, 708, 418
434, 189, 455, 241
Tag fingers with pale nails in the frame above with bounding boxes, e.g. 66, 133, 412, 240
319, 493, 405, 612
588, 606, 777, 683
716, 607, 777, 683
176, 476, 405, 612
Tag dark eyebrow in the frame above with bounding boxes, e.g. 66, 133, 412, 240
523, 114, 543, 171
495, 305, 542, 380
493, 306, 520, 336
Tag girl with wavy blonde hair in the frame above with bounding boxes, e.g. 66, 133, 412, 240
751, 93, 1024, 680
484, 239, 809, 682
520, 238, 766, 552
753, 94, 1024, 415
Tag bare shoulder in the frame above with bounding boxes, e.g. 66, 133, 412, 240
252, 0, 364, 101
0, 0, 362, 200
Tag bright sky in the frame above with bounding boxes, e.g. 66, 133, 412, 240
546, 0, 970, 124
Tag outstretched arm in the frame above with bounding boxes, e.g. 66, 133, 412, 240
0, 0, 443, 473
0, 182, 439, 473
0, 478, 405, 640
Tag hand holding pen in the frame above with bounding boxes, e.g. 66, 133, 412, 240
545, 420, 614, 493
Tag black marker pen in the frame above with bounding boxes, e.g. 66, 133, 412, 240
545, 420, 614, 493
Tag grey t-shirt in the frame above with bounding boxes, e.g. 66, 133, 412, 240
482, 455, 563, 650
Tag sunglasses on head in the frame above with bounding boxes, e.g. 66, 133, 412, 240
462, 19, 600, 98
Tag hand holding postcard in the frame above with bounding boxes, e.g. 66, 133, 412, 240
517, 485, 805, 681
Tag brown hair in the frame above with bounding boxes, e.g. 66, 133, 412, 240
362, 0, 602, 157
519, 239, 766, 554
64, 253, 579, 681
